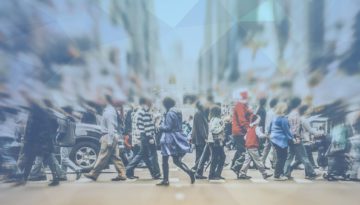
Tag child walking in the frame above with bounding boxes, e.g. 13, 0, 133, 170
238, 115, 273, 179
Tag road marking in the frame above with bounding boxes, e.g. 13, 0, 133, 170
251, 178, 269, 183
209, 179, 226, 183
175, 192, 185, 200
169, 178, 180, 183
294, 179, 313, 183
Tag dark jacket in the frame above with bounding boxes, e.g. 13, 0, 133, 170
191, 110, 208, 145
24, 104, 58, 153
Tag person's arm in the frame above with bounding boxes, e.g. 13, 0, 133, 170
301, 118, 321, 137
281, 118, 294, 141
256, 126, 266, 138
160, 112, 174, 132
250, 114, 261, 127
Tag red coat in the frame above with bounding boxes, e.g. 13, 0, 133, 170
232, 102, 253, 136
245, 126, 259, 148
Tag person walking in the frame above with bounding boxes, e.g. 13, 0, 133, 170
238, 115, 273, 180
84, 95, 126, 182
126, 97, 161, 180
208, 106, 226, 180
261, 98, 279, 168
191, 101, 209, 179
230, 90, 254, 178
17, 98, 63, 186
269, 102, 294, 181
156, 97, 195, 186
284, 98, 319, 180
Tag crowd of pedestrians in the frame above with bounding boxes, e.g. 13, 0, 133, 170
1, 89, 359, 187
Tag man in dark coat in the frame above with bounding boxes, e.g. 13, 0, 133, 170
17, 99, 62, 186
191, 101, 209, 179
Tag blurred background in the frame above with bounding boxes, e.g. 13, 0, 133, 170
0, 0, 359, 114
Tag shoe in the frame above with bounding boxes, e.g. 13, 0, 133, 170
59, 176, 67, 181
75, 170, 82, 180
156, 181, 170, 186
263, 173, 273, 179
127, 175, 139, 180
195, 174, 207, 180
230, 167, 239, 178
274, 176, 288, 181
12, 179, 26, 187
190, 171, 196, 184
111, 176, 127, 181
152, 175, 162, 180
306, 173, 320, 180
218, 176, 225, 180
28, 175, 47, 181
286, 175, 294, 180
84, 173, 97, 181
264, 166, 270, 170
238, 174, 252, 180
48, 180, 60, 186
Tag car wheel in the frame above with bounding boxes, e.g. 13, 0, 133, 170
70, 141, 99, 172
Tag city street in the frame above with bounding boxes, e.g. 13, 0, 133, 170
1, 153, 359, 205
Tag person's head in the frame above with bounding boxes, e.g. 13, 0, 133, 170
259, 98, 267, 108
269, 98, 279, 109
105, 94, 113, 105
210, 106, 222, 119
287, 97, 302, 113
62, 106, 73, 115
299, 105, 309, 116
139, 97, 152, 109
196, 100, 205, 112
162, 97, 176, 111
275, 102, 288, 116
239, 90, 249, 104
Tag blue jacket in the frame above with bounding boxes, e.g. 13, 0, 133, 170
269, 116, 293, 148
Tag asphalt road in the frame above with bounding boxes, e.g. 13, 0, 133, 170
1, 152, 359, 205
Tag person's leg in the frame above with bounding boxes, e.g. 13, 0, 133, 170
172, 155, 195, 184
43, 153, 60, 186
157, 155, 169, 186
86, 139, 112, 180
261, 139, 272, 166
193, 144, 205, 171
196, 144, 210, 177
61, 147, 81, 172
239, 150, 252, 177
29, 156, 47, 180
208, 143, 217, 179
149, 142, 161, 177
139, 140, 156, 178
294, 143, 316, 177
125, 144, 143, 177
283, 144, 295, 178
111, 140, 127, 179
305, 144, 316, 167
248, 148, 269, 177
215, 146, 226, 178
273, 144, 287, 178
231, 136, 246, 174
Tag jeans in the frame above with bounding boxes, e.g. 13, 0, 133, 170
60, 147, 81, 172
284, 142, 316, 177
231, 135, 246, 173
209, 143, 225, 178
126, 137, 155, 177
148, 142, 161, 177
272, 143, 288, 178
